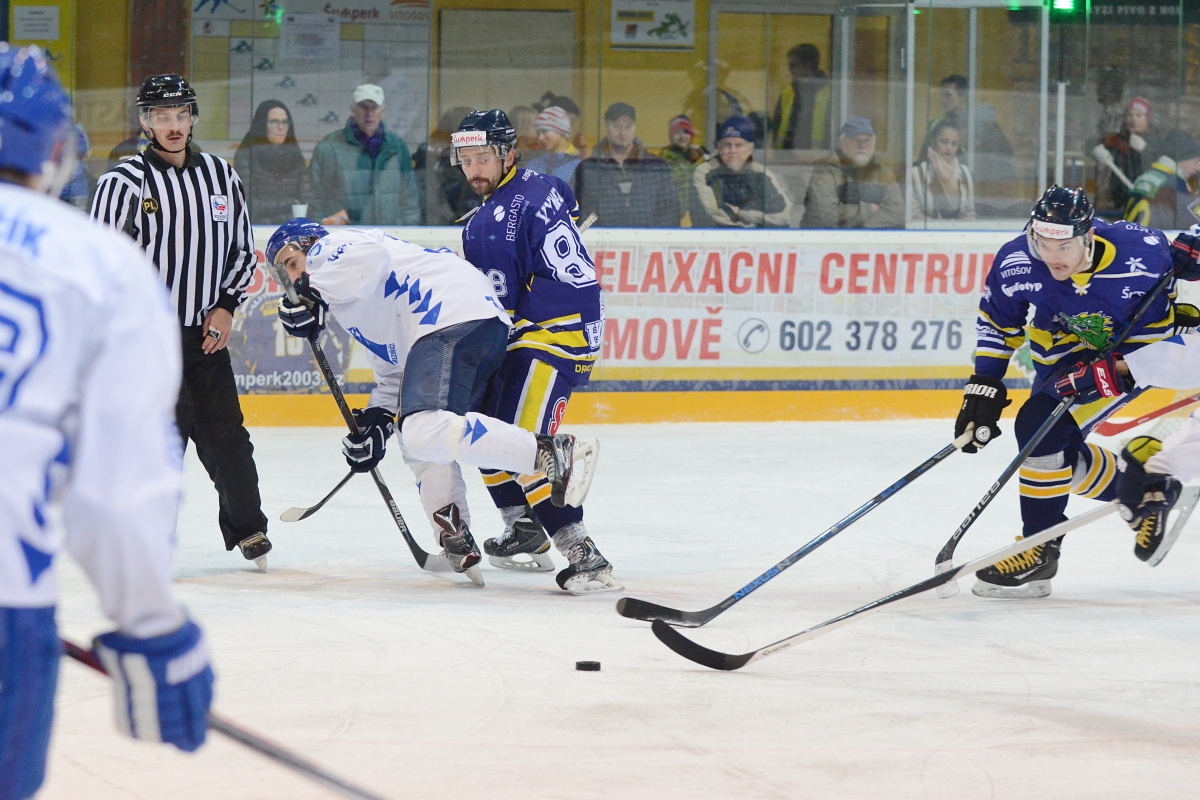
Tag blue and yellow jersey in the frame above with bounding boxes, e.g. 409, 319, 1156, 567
976, 219, 1176, 389
461, 168, 604, 386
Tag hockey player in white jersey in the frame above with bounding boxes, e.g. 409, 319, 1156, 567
266, 219, 599, 578
0, 46, 213, 800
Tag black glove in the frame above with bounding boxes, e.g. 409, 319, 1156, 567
342, 407, 395, 473
1049, 354, 1133, 403
1174, 302, 1200, 331
278, 275, 327, 340
1170, 232, 1200, 281
955, 374, 1011, 453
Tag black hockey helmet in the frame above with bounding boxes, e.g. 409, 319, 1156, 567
1029, 185, 1094, 239
450, 109, 516, 165
137, 74, 199, 117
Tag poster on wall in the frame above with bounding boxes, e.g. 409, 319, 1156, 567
610, 0, 695, 50
9, 0, 75, 93
279, 13, 340, 61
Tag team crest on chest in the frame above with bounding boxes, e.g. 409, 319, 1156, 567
142, 197, 159, 214
210, 194, 229, 222
1056, 310, 1113, 349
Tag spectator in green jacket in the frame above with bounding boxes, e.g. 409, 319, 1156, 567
308, 83, 420, 227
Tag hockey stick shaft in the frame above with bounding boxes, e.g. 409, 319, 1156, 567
1093, 392, 1200, 436
266, 261, 444, 572
62, 639, 393, 800
616, 432, 973, 626
653, 503, 1118, 671
935, 271, 1175, 575
280, 469, 355, 522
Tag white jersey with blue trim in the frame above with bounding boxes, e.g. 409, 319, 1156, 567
0, 184, 186, 638
304, 228, 510, 411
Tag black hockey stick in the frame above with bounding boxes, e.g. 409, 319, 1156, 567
652, 503, 1118, 671
265, 261, 455, 576
280, 469, 355, 522
616, 431, 974, 627
933, 271, 1174, 597
62, 639, 393, 800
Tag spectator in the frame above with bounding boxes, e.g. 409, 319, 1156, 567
414, 105, 478, 226
803, 117, 903, 229
308, 83, 419, 226
508, 104, 539, 160
525, 106, 582, 184
690, 115, 790, 228
533, 92, 589, 158
660, 114, 709, 216
925, 75, 1014, 212
682, 59, 752, 141
1099, 97, 1158, 213
909, 120, 975, 221
234, 99, 310, 225
771, 43, 831, 150
574, 102, 680, 228
1123, 130, 1200, 230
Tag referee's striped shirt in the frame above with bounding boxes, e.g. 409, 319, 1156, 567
91, 146, 256, 327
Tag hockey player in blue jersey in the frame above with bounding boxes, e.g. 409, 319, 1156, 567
954, 186, 1179, 598
0, 45, 213, 799
452, 109, 622, 594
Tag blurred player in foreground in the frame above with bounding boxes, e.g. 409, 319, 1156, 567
454, 109, 622, 594
0, 45, 213, 800
267, 219, 598, 579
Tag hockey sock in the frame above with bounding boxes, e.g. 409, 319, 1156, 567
1019, 452, 1072, 537
481, 469, 526, 509
400, 409, 537, 474
1072, 442, 1120, 502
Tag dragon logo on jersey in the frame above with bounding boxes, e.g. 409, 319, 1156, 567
1056, 311, 1113, 350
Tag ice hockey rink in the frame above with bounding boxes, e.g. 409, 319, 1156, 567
41, 418, 1200, 799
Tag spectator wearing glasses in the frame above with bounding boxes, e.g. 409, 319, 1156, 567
308, 83, 419, 227
235, 99, 310, 225
804, 117, 903, 229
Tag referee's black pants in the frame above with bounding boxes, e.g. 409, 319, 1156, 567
177, 326, 269, 550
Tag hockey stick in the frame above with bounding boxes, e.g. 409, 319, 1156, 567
61, 639, 393, 800
615, 431, 974, 627
280, 469, 355, 522
933, 271, 1175, 597
1092, 144, 1135, 190
1093, 392, 1200, 436
652, 503, 1118, 671
265, 261, 464, 579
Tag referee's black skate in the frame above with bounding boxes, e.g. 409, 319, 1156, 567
535, 433, 599, 508
1125, 477, 1183, 562
484, 511, 553, 572
553, 523, 623, 595
433, 503, 482, 573
237, 532, 272, 573
972, 535, 1062, 599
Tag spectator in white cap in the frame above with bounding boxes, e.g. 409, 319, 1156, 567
803, 116, 903, 228
690, 115, 791, 228
524, 105, 581, 184
308, 82, 420, 226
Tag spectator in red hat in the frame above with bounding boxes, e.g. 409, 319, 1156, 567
525, 106, 581, 184
659, 114, 709, 218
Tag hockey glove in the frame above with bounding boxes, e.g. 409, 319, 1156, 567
342, 406, 395, 473
1175, 302, 1200, 331
93, 620, 214, 753
1170, 232, 1200, 281
278, 276, 328, 340
955, 374, 1011, 454
1050, 354, 1133, 403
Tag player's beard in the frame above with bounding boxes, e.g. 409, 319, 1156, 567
470, 175, 498, 196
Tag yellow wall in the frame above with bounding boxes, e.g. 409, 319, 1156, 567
75, 0, 128, 153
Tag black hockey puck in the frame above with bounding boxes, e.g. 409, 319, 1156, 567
575, 660, 601, 671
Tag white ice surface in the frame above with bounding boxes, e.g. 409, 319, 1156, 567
41, 420, 1200, 800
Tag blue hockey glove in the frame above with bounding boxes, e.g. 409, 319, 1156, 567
342, 406, 395, 473
93, 620, 214, 753
955, 374, 1010, 453
278, 276, 327, 340
1050, 354, 1133, 402
1170, 232, 1200, 281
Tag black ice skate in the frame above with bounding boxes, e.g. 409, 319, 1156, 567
535, 433, 599, 508
553, 523, 623, 595
484, 513, 554, 572
1124, 477, 1183, 562
972, 535, 1062, 599
432, 503, 483, 577
237, 532, 272, 573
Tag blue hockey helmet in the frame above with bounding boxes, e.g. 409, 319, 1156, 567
1029, 185, 1094, 239
450, 109, 517, 165
0, 43, 75, 195
266, 217, 328, 268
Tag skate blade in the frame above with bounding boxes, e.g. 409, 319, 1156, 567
564, 438, 599, 508
465, 565, 485, 587
1147, 485, 1200, 567
253, 555, 268, 573
562, 571, 624, 595
488, 552, 555, 572
971, 578, 1051, 599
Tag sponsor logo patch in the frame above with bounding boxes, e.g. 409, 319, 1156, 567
451, 130, 488, 147
210, 194, 229, 222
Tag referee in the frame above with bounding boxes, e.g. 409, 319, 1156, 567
91, 74, 272, 569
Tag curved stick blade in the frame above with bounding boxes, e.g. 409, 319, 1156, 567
616, 597, 685, 624
651, 620, 753, 671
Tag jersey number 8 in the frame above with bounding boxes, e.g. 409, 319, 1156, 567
0, 282, 48, 409
541, 220, 597, 288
